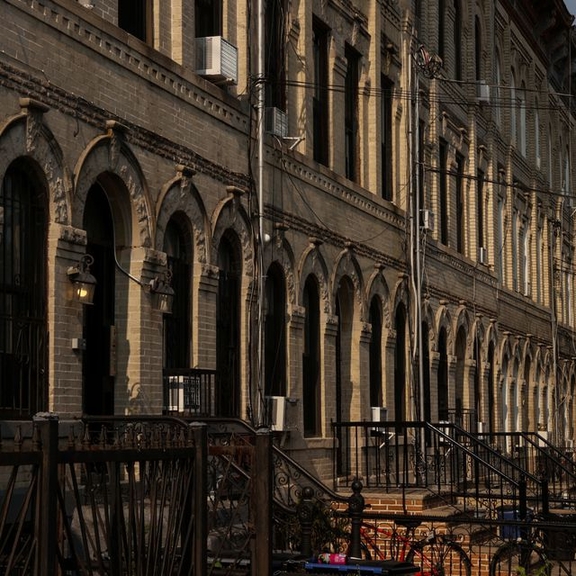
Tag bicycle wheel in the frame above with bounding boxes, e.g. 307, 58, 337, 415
407, 535, 472, 576
489, 541, 551, 576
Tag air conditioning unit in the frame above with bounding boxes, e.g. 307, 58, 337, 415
196, 36, 238, 84
266, 396, 286, 431
265, 107, 288, 138
370, 406, 388, 435
166, 375, 184, 412
523, 282, 531, 297
477, 80, 490, 104
421, 209, 435, 232
478, 246, 488, 265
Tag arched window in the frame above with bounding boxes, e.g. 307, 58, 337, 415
303, 276, 321, 436
0, 160, 48, 418
369, 297, 383, 408
163, 216, 192, 370
264, 263, 287, 397
394, 304, 407, 423
216, 233, 241, 418
474, 15, 482, 82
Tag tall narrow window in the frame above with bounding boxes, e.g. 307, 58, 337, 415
521, 221, 529, 296
345, 44, 360, 182
535, 105, 541, 169
439, 139, 448, 244
511, 211, 518, 292
494, 51, 502, 126
438, 0, 445, 62
496, 193, 504, 283
519, 82, 527, 156
0, 160, 47, 418
265, 0, 286, 110
455, 152, 465, 253
381, 75, 394, 200
264, 263, 286, 397
313, 19, 329, 166
369, 298, 383, 408
438, 328, 448, 420
510, 71, 517, 145
195, 0, 222, 37
453, 0, 462, 81
303, 276, 321, 436
536, 225, 543, 303
475, 16, 482, 82
163, 217, 191, 370
119, 0, 152, 42
477, 169, 485, 253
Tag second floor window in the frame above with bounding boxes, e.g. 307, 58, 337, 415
265, 0, 286, 110
345, 44, 360, 182
313, 19, 329, 165
118, 0, 152, 43
195, 0, 222, 37
382, 75, 394, 200
439, 139, 448, 244
455, 153, 465, 253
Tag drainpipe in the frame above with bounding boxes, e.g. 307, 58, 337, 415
255, 0, 266, 427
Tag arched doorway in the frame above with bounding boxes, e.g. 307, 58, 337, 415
369, 297, 383, 409
394, 303, 407, 423
82, 183, 116, 416
438, 328, 449, 421
455, 326, 466, 427
216, 233, 241, 418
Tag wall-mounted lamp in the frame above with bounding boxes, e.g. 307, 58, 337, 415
67, 254, 97, 305
149, 270, 175, 314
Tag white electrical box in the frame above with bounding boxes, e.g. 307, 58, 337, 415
477, 81, 490, 103
266, 396, 286, 431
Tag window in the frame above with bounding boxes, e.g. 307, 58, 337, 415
511, 211, 518, 292
118, 0, 152, 42
564, 147, 570, 194
313, 19, 329, 166
345, 44, 360, 182
536, 224, 543, 303
510, 71, 517, 144
264, 264, 287, 397
548, 126, 553, 186
163, 217, 191, 370
0, 160, 48, 418
477, 169, 485, 251
369, 298, 383, 408
438, 0, 445, 62
496, 178, 505, 282
265, 0, 286, 110
382, 75, 394, 200
494, 50, 502, 126
195, 0, 222, 37
535, 105, 541, 169
521, 220, 529, 296
519, 82, 527, 156
439, 139, 448, 244
453, 0, 462, 81
303, 276, 321, 436
475, 16, 482, 82
455, 152, 465, 253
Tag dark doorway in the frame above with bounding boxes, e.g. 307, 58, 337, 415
369, 297, 383, 408
438, 328, 449, 421
82, 183, 116, 416
216, 234, 240, 418
0, 159, 48, 418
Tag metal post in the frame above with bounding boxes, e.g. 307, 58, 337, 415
253, 428, 272, 575
348, 480, 365, 560
191, 423, 207, 576
298, 486, 315, 558
35, 413, 59, 576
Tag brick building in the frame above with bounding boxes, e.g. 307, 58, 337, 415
1, 0, 575, 479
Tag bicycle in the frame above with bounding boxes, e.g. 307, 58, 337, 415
489, 514, 551, 576
351, 518, 472, 576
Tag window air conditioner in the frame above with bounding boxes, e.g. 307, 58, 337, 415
266, 396, 286, 432
196, 36, 238, 85
477, 80, 490, 104
478, 246, 488, 265
422, 209, 435, 232
265, 107, 288, 138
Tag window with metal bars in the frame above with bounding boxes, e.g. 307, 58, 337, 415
0, 160, 48, 418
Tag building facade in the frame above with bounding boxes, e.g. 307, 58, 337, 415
0, 0, 575, 479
